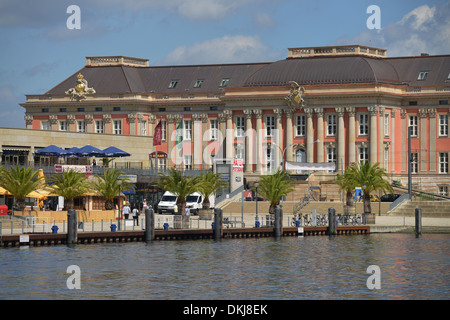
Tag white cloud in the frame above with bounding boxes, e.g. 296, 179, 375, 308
254, 12, 275, 28
157, 34, 280, 65
335, 3, 450, 57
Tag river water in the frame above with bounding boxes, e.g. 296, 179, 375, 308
0, 233, 448, 300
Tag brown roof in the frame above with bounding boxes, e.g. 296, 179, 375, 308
45, 54, 450, 96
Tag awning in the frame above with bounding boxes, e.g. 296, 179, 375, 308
285, 161, 336, 171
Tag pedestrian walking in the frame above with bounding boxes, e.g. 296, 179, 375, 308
122, 202, 131, 220
132, 206, 140, 226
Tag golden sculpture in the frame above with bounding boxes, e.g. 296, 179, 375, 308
65, 73, 96, 101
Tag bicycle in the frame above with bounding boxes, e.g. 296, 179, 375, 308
349, 213, 362, 225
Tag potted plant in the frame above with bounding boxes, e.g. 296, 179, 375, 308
197, 171, 228, 220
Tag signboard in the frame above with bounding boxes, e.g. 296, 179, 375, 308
149, 151, 168, 159
19, 235, 30, 243
55, 164, 93, 173
232, 159, 244, 172
285, 161, 335, 171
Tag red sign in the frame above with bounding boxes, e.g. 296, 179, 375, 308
232, 159, 244, 172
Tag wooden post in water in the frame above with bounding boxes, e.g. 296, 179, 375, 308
67, 209, 78, 245
415, 208, 422, 236
274, 208, 283, 239
213, 208, 222, 241
145, 208, 155, 242
328, 207, 336, 235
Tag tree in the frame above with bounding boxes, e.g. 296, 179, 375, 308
0, 166, 45, 211
344, 161, 393, 215
257, 169, 295, 214
90, 168, 134, 210
197, 171, 228, 210
47, 170, 92, 210
336, 171, 357, 208
155, 168, 201, 215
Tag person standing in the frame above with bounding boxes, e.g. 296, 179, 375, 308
132, 206, 140, 226
122, 202, 131, 220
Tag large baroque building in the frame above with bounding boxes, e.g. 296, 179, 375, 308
11, 45, 450, 195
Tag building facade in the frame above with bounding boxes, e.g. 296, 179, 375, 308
12, 45, 450, 195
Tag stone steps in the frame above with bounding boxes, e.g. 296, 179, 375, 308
388, 201, 450, 217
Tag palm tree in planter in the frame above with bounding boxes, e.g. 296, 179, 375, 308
258, 169, 295, 214
0, 166, 45, 212
90, 168, 134, 210
197, 171, 228, 219
336, 170, 357, 214
344, 161, 393, 222
155, 168, 201, 226
47, 170, 92, 210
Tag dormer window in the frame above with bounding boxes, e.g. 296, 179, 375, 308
417, 72, 428, 81
194, 79, 204, 88
169, 80, 178, 88
219, 78, 230, 87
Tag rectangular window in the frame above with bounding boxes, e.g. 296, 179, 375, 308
439, 152, 448, 174
184, 120, 192, 140
359, 114, 369, 135
236, 116, 245, 137
113, 120, 122, 135
169, 80, 178, 88
183, 155, 192, 170
296, 115, 306, 136
77, 120, 85, 132
59, 108, 67, 112
42, 108, 49, 113
95, 107, 103, 112
41, 121, 50, 130
77, 107, 85, 112
219, 78, 230, 87
327, 147, 336, 172
327, 114, 337, 136
59, 121, 67, 131
194, 79, 204, 88
95, 120, 104, 134
235, 147, 244, 160
411, 152, 418, 174
439, 115, 448, 136
210, 119, 218, 140
417, 71, 428, 80
161, 120, 167, 141
266, 116, 275, 137
113, 107, 121, 111
266, 148, 275, 171
384, 113, 390, 136
384, 148, 389, 171
409, 116, 418, 137
359, 147, 369, 164
438, 186, 448, 196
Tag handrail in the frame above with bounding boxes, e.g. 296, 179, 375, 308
389, 193, 410, 211
392, 184, 450, 201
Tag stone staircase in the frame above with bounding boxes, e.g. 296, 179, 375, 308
388, 201, 450, 217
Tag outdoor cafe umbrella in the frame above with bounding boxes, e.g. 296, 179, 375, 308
74, 145, 105, 157
102, 146, 131, 157
35, 145, 66, 156
63, 147, 80, 157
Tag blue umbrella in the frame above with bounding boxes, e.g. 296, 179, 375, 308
102, 146, 131, 157
63, 147, 80, 157
75, 145, 106, 157
35, 145, 66, 156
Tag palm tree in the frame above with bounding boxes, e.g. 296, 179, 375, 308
155, 168, 200, 215
336, 170, 357, 213
257, 169, 295, 214
47, 170, 92, 210
0, 166, 45, 211
344, 161, 393, 215
197, 171, 228, 210
90, 168, 134, 210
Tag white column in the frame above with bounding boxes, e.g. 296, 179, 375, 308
225, 109, 233, 160
346, 107, 356, 165
314, 107, 324, 163
244, 109, 253, 172
193, 113, 202, 170
254, 109, 263, 173
419, 108, 428, 173
305, 107, 314, 163
274, 108, 283, 169
285, 109, 294, 163
368, 106, 378, 164
336, 107, 345, 172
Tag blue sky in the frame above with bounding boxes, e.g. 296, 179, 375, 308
0, 0, 449, 128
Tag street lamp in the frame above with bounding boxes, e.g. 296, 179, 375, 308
254, 180, 259, 227
307, 139, 320, 198
270, 142, 296, 171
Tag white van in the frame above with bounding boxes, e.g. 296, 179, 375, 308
186, 192, 215, 215
157, 191, 177, 214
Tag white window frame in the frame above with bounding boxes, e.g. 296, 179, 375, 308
438, 185, 448, 196
184, 120, 192, 140
141, 120, 147, 136
235, 116, 245, 138
235, 146, 245, 161
296, 115, 306, 136
384, 113, 390, 136
41, 121, 50, 130
358, 113, 369, 135
265, 116, 275, 137
183, 154, 192, 170
384, 147, 389, 171
77, 120, 86, 133
327, 147, 336, 172
439, 114, 448, 137
210, 119, 218, 141
266, 147, 275, 172
417, 71, 428, 81
59, 120, 67, 131
411, 152, 418, 174
113, 120, 122, 135
327, 114, 337, 136
359, 147, 369, 164
409, 115, 418, 137
95, 120, 104, 134
439, 152, 448, 174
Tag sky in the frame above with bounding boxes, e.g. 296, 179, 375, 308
0, 0, 449, 128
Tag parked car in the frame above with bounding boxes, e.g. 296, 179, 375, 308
369, 195, 380, 202
380, 194, 401, 202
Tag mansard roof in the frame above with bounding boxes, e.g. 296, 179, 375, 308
44, 53, 450, 96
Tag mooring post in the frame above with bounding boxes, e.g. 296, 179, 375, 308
415, 207, 422, 237
145, 208, 155, 242
67, 209, 78, 245
328, 207, 336, 235
274, 208, 282, 239
213, 208, 222, 241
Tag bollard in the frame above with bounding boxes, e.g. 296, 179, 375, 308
145, 208, 155, 242
415, 208, 422, 237
67, 209, 78, 245
328, 208, 336, 235
274, 208, 283, 239
213, 208, 222, 241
